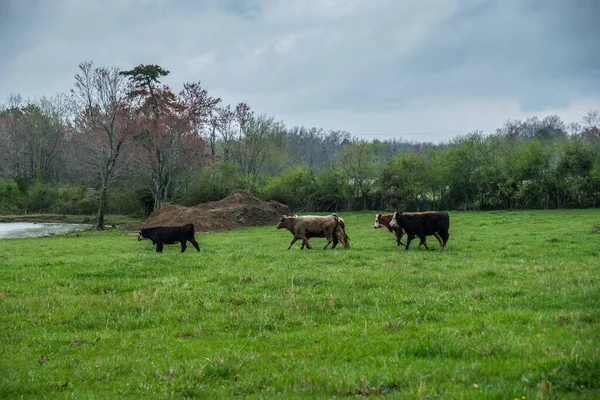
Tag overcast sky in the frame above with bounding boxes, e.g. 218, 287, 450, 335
1, 0, 599, 142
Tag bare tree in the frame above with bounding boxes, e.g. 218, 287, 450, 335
0, 94, 70, 183
72, 61, 137, 229
236, 114, 286, 179
216, 105, 238, 163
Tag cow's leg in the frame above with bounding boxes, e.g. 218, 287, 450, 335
439, 230, 449, 249
302, 236, 312, 250
396, 231, 406, 247
324, 231, 336, 250
288, 237, 299, 250
331, 233, 339, 249
434, 233, 443, 247
405, 234, 415, 250
190, 237, 200, 252
181, 241, 187, 253
419, 235, 429, 250
156, 241, 164, 253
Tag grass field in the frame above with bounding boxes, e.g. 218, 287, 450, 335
1, 209, 599, 399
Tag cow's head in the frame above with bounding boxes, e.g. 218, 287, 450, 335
390, 211, 403, 229
276, 215, 296, 230
138, 228, 147, 241
374, 213, 384, 229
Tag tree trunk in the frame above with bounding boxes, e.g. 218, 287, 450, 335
96, 184, 108, 230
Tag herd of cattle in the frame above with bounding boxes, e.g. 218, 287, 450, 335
138, 211, 450, 253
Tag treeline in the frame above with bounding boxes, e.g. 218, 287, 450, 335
1, 62, 599, 226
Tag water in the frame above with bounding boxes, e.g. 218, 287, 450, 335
0, 222, 92, 239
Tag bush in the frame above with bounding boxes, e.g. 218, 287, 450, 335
0, 179, 23, 214
311, 166, 349, 212
183, 164, 241, 206
258, 166, 315, 211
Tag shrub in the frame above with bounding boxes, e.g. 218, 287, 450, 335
0, 179, 23, 214
258, 166, 315, 211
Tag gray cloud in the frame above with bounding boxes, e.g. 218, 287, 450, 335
1, 0, 598, 142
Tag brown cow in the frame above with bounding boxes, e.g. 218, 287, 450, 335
374, 213, 443, 248
276, 213, 348, 250
300, 216, 350, 250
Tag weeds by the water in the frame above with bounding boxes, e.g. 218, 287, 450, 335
1, 209, 599, 398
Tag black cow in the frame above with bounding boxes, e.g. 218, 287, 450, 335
138, 223, 200, 253
390, 211, 450, 250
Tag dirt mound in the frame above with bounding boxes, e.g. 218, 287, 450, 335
141, 190, 291, 232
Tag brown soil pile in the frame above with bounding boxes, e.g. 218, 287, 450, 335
141, 190, 291, 232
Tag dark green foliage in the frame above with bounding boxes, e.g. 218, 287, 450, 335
0, 181, 140, 215
182, 164, 240, 206
0, 179, 22, 213
258, 166, 315, 210
119, 64, 170, 97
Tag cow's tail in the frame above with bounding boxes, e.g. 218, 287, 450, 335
331, 213, 339, 229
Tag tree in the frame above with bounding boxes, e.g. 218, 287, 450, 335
234, 114, 286, 180
120, 64, 220, 211
72, 61, 137, 229
580, 109, 600, 146
339, 139, 376, 210
446, 133, 485, 210
0, 95, 70, 184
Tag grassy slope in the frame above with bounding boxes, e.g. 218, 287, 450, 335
0, 210, 599, 399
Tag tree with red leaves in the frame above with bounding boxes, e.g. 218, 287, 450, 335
120, 64, 221, 211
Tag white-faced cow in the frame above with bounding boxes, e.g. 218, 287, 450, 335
390, 211, 449, 250
138, 223, 200, 253
374, 213, 443, 248
276, 213, 349, 250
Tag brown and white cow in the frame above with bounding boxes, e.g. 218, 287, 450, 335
276, 213, 349, 250
390, 211, 450, 250
374, 213, 443, 248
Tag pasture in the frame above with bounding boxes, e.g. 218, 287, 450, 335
0, 209, 599, 398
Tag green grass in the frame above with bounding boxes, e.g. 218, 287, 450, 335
1, 209, 599, 399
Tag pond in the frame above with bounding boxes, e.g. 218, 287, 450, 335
0, 222, 92, 239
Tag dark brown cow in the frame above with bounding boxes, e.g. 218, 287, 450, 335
138, 223, 200, 253
374, 213, 443, 247
276, 213, 348, 250
390, 211, 450, 250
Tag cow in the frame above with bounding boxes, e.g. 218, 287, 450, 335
138, 223, 200, 253
300, 216, 350, 250
390, 211, 450, 250
276, 213, 349, 250
374, 213, 443, 248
